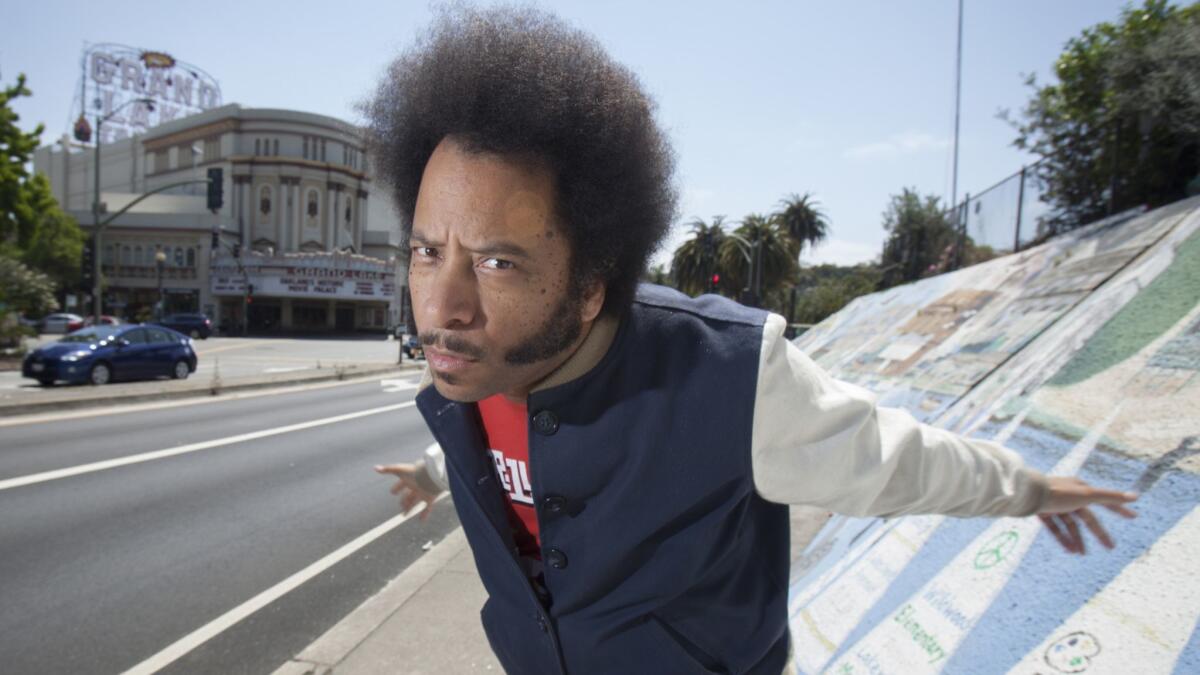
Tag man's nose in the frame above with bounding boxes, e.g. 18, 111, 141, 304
423, 261, 479, 330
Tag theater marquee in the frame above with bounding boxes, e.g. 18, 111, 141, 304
210, 253, 396, 302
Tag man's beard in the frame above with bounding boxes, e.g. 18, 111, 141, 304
419, 287, 584, 369
504, 289, 583, 365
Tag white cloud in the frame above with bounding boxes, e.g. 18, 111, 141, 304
800, 237, 879, 266
844, 131, 951, 160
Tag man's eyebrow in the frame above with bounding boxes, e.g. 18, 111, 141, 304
470, 241, 533, 260
408, 232, 534, 260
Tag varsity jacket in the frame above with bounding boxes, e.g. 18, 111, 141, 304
411, 284, 1047, 674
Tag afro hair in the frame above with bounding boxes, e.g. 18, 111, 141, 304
363, 4, 677, 314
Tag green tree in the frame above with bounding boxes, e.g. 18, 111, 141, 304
775, 192, 829, 259
790, 265, 881, 325
671, 216, 729, 296
718, 213, 797, 307
642, 262, 671, 287
0, 74, 84, 291
878, 188, 958, 289
0, 255, 59, 350
0, 255, 58, 316
1005, 0, 1200, 234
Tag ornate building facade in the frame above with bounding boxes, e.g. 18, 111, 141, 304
35, 104, 408, 334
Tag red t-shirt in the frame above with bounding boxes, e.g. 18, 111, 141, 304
478, 394, 541, 559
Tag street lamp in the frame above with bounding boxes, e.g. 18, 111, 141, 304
91, 96, 156, 323
155, 248, 167, 320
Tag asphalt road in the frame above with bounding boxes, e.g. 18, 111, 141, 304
0, 376, 458, 674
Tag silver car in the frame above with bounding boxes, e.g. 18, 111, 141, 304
39, 313, 85, 334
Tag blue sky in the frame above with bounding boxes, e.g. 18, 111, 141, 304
6, 0, 1134, 267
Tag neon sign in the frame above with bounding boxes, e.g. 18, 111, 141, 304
74, 43, 222, 144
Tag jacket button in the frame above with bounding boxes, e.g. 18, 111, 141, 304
541, 495, 566, 513
535, 614, 549, 633
532, 410, 559, 436
545, 547, 568, 570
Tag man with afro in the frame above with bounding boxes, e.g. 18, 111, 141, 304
371, 6, 1137, 674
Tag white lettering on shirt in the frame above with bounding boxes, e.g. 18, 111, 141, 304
490, 449, 534, 505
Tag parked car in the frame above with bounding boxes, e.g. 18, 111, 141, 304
22, 324, 198, 386
83, 315, 123, 327
153, 313, 213, 339
39, 313, 85, 334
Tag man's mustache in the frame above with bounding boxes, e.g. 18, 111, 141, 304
420, 331, 486, 359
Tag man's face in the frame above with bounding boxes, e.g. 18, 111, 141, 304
409, 137, 602, 402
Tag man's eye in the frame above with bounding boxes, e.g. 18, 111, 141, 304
480, 258, 515, 270
412, 246, 438, 259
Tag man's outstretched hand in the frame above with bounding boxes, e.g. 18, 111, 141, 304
1037, 476, 1138, 554
375, 463, 440, 521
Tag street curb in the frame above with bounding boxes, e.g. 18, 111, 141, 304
272, 527, 469, 675
0, 363, 422, 418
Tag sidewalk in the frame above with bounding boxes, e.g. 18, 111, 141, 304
274, 506, 831, 674
0, 362, 422, 417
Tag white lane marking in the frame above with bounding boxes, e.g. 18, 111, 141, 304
0, 401, 417, 492
1005, 505, 1200, 675
0, 372, 411, 428
381, 378, 419, 393
122, 493, 449, 675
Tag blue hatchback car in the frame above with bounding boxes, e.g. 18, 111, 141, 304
22, 324, 198, 386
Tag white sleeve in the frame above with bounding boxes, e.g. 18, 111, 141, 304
414, 442, 449, 494
751, 313, 1048, 518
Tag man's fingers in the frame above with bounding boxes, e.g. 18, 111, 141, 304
1087, 487, 1139, 506
1076, 508, 1114, 550
1060, 513, 1084, 554
1039, 513, 1074, 553
1103, 503, 1138, 519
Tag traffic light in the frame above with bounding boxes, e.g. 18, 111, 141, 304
80, 238, 96, 289
247, 284, 255, 303
211, 230, 219, 249
206, 167, 223, 212
232, 243, 241, 258
709, 273, 720, 293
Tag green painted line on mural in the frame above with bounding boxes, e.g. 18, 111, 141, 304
1047, 229, 1200, 387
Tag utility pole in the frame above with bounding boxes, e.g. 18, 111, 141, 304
950, 0, 964, 230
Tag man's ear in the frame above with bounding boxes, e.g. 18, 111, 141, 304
581, 280, 606, 323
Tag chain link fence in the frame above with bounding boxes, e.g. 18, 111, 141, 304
947, 160, 1051, 257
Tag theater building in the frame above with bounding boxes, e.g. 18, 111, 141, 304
35, 104, 408, 334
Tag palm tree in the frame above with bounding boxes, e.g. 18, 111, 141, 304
671, 216, 729, 296
718, 213, 797, 307
775, 192, 829, 260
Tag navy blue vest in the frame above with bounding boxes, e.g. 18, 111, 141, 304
416, 285, 791, 674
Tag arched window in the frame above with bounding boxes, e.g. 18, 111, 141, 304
134, 245, 144, 265
103, 245, 114, 264
121, 245, 131, 265
255, 139, 261, 156
186, 248, 196, 267
303, 137, 309, 159
305, 189, 320, 228
259, 185, 273, 224
273, 139, 279, 156
162, 246, 171, 265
